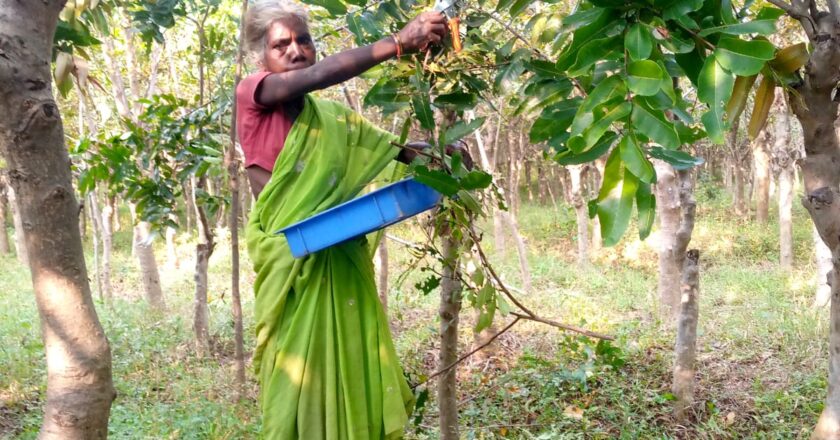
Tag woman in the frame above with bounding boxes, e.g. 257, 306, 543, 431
238, 1, 449, 438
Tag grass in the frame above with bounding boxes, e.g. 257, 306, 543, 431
0, 179, 831, 439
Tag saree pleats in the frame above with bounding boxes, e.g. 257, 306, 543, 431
246, 96, 414, 439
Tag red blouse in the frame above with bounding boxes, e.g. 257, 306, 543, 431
235, 71, 295, 172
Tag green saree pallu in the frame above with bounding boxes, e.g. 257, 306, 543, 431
246, 95, 414, 439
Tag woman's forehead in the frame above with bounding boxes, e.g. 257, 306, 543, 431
267, 18, 309, 41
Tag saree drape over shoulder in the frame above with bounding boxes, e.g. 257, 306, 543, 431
246, 96, 414, 440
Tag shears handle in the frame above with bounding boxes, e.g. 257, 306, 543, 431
448, 16, 462, 52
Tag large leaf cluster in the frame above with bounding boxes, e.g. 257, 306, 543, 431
72, 94, 230, 229
525, 0, 784, 244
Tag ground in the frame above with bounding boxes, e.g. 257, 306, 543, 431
0, 178, 828, 439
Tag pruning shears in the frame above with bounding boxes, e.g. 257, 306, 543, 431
433, 0, 464, 52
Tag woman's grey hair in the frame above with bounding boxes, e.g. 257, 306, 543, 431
245, 0, 310, 62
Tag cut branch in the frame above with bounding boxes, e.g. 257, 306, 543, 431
510, 312, 614, 341
413, 316, 521, 389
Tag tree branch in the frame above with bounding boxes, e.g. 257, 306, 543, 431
466, 226, 614, 341
412, 317, 521, 389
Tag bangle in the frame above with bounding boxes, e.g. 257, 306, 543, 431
392, 33, 403, 58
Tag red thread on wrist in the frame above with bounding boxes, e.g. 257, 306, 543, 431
392, 33, 403, 58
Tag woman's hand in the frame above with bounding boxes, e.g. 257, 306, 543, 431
397, 12, 448, 53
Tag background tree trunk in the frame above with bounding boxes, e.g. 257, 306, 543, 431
0, 1, 115, 437
815, 226, 833, 308
438, 234, 461, 440
672, 249, 700, 421
99, 192, 114, 304
773, 92, 795, 270
133, 220, 165, 311
8, 184, 29, 266
192, 176, 213, 355
88, 193, 103, 301
568, 164, 589, 265
0, 173, 10, 255
226, 0, 249, 394
753, 133, 772, 224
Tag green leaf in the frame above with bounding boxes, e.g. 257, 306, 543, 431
529, 97, 581, 143
410, 93, 434, 131
596, 149, 637, 246
714, 37, 775, 76
701, 107, 726, 144
559, 7, 607, 34
627, 60, 667, 96
567, 35, 623, 77
554, 131, 617, 165
569, 101, 631, 153
570, 75, 626, 136
630, 101, 680, 149
662, 0, 703, 21
461, 170, 493, 190
697, 53, 735, 109
636, 182, 655, 240
304, 0, 347, 16
648, 146, 705, 170
698, 20, 776, 37
625, 24, 653, 61
413, 166, 460, 196
619, 135, 655, 183
444, 118, 485, 145
527, 59, 564, 77
674, 47, 705, 87
434, 92, 478, 111
509, 0, 536, 18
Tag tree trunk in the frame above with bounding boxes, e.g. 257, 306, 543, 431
654, 160, 681, 319
591, 157, 606, 254
8, 183, 29, 265
87, 193, 103, 301
499, 211, 532, 291
753, 134, 772, 224
165, 226, 179, 269
654, 162, 697, 322
438, 234, 461, 440
0, 2, 115, 437
134, 220, 165, 311
0, 175, 10, 255
192, 176, 214, 355
78, 198, 86, 241
778, 166, 794, 269
99, 193, 114, 304
568, 165, 589, 265
672, 249, 700, 421
772, 90, 795, 270
227, 0, 249, 393
815, 226, 833, 308
785, 38, 840, 436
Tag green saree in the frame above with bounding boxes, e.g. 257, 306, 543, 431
246, 95, 414, 439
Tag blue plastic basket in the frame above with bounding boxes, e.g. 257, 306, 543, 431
277, 178, 442, 258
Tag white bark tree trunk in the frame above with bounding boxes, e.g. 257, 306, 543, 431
568, 165, 589, 265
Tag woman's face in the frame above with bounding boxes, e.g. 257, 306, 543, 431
262, 18, 316, 73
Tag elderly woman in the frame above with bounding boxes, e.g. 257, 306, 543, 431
238, 1, 448, 438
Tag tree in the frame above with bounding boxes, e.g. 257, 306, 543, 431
0, 0, 114, 437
